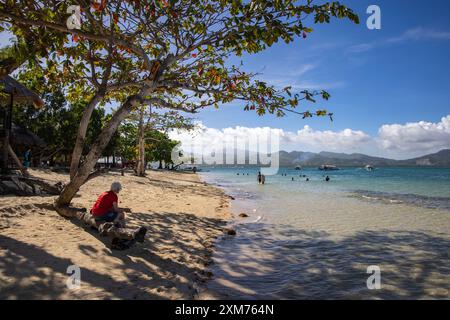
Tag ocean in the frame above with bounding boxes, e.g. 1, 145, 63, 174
198, 166, 450, 299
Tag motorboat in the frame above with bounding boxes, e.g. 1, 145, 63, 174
318, 164, 340, 171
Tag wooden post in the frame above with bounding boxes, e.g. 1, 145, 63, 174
8, 144, 29, 176
1, 107, 7, 174
1, 93, 12, 174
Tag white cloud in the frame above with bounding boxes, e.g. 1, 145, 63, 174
347, 43, 376, 53
347, 27, 450, 54
281, 126, 371, 152
377, 115, 450, 156
264, 77, 345, 91
169, 122, 372, 156
286, 64, 316, 77
388, 27, 450, 43
261, 63, 345, 91
169, 116, 450, 160
169, 122, 284, 153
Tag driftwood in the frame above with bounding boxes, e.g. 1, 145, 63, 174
53, 204, 140, 241
0, 175, 63, 195
7, 144, 29, 177
10, 176, 25, 192
0, 179, 26, 195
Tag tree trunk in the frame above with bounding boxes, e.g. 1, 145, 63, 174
136, 108, 146, 177
69, 91, 105, 180
1, 95, 12, 174
54, 206, 137, 240
55, 94, 143, 208
8, 144, 29, 177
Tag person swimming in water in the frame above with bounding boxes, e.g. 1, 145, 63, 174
325, 176, 330, 182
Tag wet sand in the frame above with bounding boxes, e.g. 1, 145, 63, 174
0, 169, 231, 299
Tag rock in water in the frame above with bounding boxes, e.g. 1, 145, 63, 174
224, 228, 237, 236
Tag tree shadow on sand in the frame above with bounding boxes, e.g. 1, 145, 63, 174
0, 211, 227, 299
204, 224, 450, 299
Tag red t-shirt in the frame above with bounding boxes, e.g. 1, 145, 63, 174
91, 191, 118, 216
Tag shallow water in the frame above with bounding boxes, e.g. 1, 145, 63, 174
199, 167, 450, 299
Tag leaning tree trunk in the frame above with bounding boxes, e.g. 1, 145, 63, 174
54, 95, 144, 240
7, 144, 29, 177
56, 94, 143, 208
136, 108, 146, 177
69, 91, 105, 180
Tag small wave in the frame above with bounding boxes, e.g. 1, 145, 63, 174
361, 195, 379, 201
352, 190, 450, 211
253, 216, 262, 223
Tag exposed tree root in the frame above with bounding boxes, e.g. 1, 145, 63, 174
53, 202, 140, 241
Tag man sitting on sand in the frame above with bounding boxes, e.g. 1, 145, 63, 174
91, 182, 126, 227
90, 182, 147, 250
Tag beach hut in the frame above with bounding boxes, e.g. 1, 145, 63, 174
0, 75, 44, 175
11, 123, 46, 147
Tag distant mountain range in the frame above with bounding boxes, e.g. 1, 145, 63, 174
192, 149, 450, 167
277, 149, 450, 167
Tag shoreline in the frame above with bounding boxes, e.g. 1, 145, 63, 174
194, 172, 260, 300
191, 169, 450, 299
0, 169, 232, 299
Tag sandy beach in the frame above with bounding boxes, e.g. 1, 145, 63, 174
0, 169, 232, 299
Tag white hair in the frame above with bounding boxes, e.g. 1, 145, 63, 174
110, 182, 122, 193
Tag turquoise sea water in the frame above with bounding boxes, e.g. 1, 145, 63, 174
198, 166, 450, 299
201, 166, 450, 211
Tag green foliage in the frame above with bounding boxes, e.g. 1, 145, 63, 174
11, 78, 114, 163
145, 130, 180, 166
0, 0, 359, 120
115, 121, 181, 165
117, 121, 138, 162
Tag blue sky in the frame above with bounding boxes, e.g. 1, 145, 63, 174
1, 0, 450, 159
180, 0, 450, 158
200, 0, 450, 134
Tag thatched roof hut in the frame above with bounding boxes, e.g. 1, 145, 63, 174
11, 123, 46, 148
0, 75, 44, 107
1, 75, 44, 174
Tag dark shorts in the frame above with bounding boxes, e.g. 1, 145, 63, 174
94, 211, 118, 222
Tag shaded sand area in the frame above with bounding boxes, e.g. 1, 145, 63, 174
0, 169, 231, 299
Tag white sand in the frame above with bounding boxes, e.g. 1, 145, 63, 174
0, 169, 231, 299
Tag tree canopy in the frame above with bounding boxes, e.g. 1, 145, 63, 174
0, 0, 359, 117
0, 0, 359, 208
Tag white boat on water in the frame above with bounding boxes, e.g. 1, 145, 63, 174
318, 165, 340, 171
365, 164, 374, 171
295, 166, 302, 170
